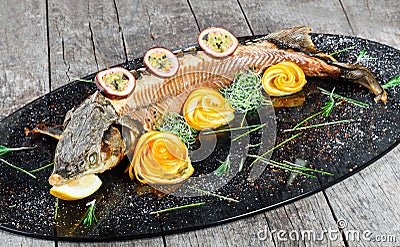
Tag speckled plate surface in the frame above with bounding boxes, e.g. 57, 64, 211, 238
0, 34, 399, 241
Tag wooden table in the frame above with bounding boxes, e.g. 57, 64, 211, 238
1, 0, 399, 246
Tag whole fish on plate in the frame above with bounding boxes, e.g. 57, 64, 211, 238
47, 26, 386, 192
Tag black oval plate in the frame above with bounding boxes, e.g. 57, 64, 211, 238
0, 34, 399, 241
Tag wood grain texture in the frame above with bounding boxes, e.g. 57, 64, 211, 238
59, 237, 164, 247
0, 0, 49, 120
165, 213, 275, 247
115, 0, 199, 60
48, 0, 126, 89
188, 0, 252, 37
340, 0, 400, 47
239, 0, 353, 35
0, 1, 53, 245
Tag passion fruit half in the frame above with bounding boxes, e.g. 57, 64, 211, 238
198, 27, 239, 58
95, 67, 136, 99
144, 47, 180, 78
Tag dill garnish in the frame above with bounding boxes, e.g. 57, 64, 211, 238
321, 88, 337, 117
79, 199, 97, 227
155, 112, 198, 146
355, 48, 377, 64
54, 198, 59, 220
221, 70, 268, 113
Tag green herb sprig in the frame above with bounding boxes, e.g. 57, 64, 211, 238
221, 70, 269, 113
382, 74, 400, 89
283, 119, 354, 132
318, 87, 369, 108
355, 48, 377, 64
30, 162, 54, 173
155, 112, 198, 146
188, 186, 239, 203
0, 145, 35, 156
79, 199, 98, 227
0, 158, 36, 179
70, 77, 94, 83
150, 202, 205, 215
250, 133, 301, 167
329, 46, 356, 56
214, 156, 231, 176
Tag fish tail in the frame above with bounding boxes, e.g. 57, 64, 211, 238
332, 62, 387, 103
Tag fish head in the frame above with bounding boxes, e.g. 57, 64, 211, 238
49, 92, 127, 186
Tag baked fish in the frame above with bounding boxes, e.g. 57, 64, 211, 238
48, 26, 386, 187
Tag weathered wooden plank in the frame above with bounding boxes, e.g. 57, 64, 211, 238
340, 0, 400, 48
165, 213, 275, 247
0, 0, 52, 245
324, 1, 400, 246
238, 0, 353, 35
265, 193, 345, 247
115, 0, 199, 59
59, 237, 164, 247
0, 232, 53, 247
188, 0, 252, 36
48, 0, 126, 89
0, 0, 49, 120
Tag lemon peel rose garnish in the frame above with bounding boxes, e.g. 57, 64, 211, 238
262, 61, 307, 96
128, 131, 194, 185
183, 88, 235, 130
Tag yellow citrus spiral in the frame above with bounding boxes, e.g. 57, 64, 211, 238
183, 88, 235, 130
262, 61, 307, 96
127, 131, 194, 185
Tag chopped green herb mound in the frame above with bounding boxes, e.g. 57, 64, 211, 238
155, 112, 198, 146
221, 70, 267, 113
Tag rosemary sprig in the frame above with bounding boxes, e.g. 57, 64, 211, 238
187, 186, 239, 203
232, 123, 266, 142
155, 112, 198, 146
382, 74, 400, 89
70, 77, 94, 83
214, 156, 231, 176
318, 87, 369, 108
201, 124, 262, 135
150, 202, 206, 215
0, 145, 35, 156
329, 46, 356, 56
79, 199, 98, 227
30, 162, 54, 173
283, 119, 354, 132
250, 133, 301, 167
355, 48, 377, 64
0, 158, 36, 179
220, 70, 268, 113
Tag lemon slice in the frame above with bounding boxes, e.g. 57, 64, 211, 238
50, 174, 102, 201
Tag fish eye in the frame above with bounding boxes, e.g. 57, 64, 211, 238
89, 153, 98, 165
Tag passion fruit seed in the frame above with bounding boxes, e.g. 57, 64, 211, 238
203, 32, 233, 53
102, 72, 129, 91
148, 52, 173, 72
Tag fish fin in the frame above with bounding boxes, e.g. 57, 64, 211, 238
33, 126, 63, 140
332, 62, 387, 103
118, 116, 144, 155
265, 26, 318, 54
